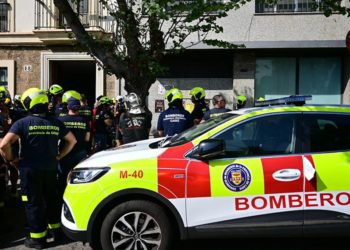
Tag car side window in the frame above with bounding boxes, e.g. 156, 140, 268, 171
302, 114, 350, 153
214, 114, 297, 158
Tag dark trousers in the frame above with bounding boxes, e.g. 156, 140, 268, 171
20, 167, 61, 238
0, 162, 6, 227
94, 133, 108, 152
0, 162, 6, 203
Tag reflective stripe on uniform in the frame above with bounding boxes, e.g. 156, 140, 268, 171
21, 195, 28, 202
30, 230, 47, 239
48, 223, 60, 229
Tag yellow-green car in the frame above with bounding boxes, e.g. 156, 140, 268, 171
62, 96, 350, 250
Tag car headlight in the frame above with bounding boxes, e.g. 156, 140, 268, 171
69, 167, 110, 184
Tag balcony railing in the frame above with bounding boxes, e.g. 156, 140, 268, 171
34, 0, 115, 32
0, 2, 9, 32
256, 0, 323, 13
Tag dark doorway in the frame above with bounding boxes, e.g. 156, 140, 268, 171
51, 60, 96, 106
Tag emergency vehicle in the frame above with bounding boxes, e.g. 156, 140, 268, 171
62, 96, 350, 250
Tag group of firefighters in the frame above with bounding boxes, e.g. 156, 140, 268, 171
0, 84, 246, 249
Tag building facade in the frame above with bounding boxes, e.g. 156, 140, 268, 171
0, 0, 116, 106
0, 0, 350, 131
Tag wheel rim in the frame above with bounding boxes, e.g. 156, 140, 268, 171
110, 211, 162, 250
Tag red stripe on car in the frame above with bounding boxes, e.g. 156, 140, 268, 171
262, 156, 304, 194
187, 161, 211, 198
157, 142, 193, 198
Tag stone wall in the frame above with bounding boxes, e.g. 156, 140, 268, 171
0, 46, 48, 95
105, 74, 117, 99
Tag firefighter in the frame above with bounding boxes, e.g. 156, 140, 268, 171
58, 91, 90, 205
79, 94, 93, 153
157, 88, 193, 137
236, 95, 247, 110
115, 95, 126, 146
48, 84, 66, 117
8, 94, 27, 195
94, 96, 113, 152
118, 93, 152, 144
189, 87, 209, 124
0, 86, 11, 230
79, 94, 92, 123
0, 88, 76, 249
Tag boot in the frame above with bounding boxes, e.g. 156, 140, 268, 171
24, 237, 46, 249
48, 228, 64, 242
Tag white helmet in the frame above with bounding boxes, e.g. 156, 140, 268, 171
126, 93, 144, 114
116, 95, 124, 103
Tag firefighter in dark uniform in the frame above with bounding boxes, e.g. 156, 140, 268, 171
79, 94, 92, 123
189, 87, 209, 125
78, 94, 93, 154
48, 84, 67, 117
0, 86, 11, 233
118, 93, 152, 144
115, 95, 126, 146
58, 91, 90, 205
8, 94, 27, 195
235, 95, 247, 110
94, 96, 113, 152
0, 88, 76, 249
157, 88, 193, 137
10, 94, 27, 122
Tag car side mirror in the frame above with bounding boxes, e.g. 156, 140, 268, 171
192, 139, 225, 160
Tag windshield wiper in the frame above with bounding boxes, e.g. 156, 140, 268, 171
166, 137, 187, 147
158, 135, 174, 148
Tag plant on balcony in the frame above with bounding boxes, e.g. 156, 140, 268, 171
53, 0, 246, 103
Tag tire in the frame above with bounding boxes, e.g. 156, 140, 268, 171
100, 200, 175, 250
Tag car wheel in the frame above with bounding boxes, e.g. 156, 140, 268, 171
100, 200, 174, 250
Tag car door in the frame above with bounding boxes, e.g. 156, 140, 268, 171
186, 113, 305, 238
302, 112, 350, 235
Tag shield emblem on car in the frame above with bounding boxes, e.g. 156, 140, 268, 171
231, 170, 244, 186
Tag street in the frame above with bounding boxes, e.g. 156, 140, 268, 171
0, 196, 348, 250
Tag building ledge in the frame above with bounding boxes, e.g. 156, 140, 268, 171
33, 29, 112, 45
179, 40, 346, 49
0, 29, 113, 46
0, 32, 43, 45
33, 29, 75, 45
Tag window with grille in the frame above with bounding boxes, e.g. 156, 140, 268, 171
154, 0, 224, 14
0, 0, 9, 32
255, 0, 323, 13
60, 0, 89, 28
0, 67, 8, 87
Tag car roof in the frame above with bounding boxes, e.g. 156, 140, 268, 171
227, 105, 350, 115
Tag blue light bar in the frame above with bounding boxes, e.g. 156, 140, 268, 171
255, 95, 312, 107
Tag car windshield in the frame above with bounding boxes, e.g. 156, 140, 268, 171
162, 113, 238, 147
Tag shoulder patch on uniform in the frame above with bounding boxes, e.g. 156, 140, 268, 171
222, 163, 251, 192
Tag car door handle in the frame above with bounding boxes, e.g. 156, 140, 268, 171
272, 169, 301, 182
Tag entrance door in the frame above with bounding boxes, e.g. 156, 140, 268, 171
51, 60, 96, 106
